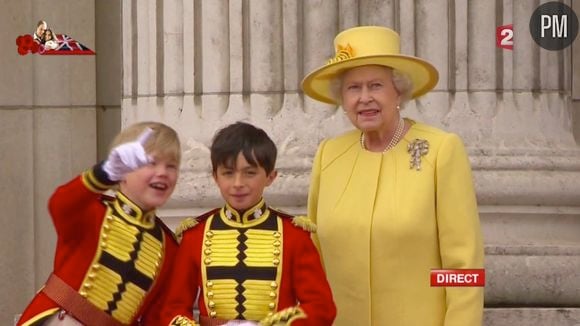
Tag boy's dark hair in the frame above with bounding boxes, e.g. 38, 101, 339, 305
210, 122, 277, 174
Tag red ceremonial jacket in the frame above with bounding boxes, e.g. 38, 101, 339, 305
17, 164, 179, 326
160, 199, 336, 326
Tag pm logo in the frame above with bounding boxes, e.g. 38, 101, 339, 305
529, 1, 578, 50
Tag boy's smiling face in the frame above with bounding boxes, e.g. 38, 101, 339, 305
120, 152, 179, 211
213, 152, 277, 212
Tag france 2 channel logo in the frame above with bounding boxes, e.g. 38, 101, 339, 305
496, 24, 514, 50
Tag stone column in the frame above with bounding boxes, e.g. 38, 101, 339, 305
0, 1, 97, 325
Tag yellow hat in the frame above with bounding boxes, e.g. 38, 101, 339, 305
301, 26, 439, 105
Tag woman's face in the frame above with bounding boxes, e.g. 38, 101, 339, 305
340, 65, 401, 133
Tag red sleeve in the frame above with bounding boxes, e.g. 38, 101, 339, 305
49, 163, 116, 240
285, 224, 336, 326
159, 224, 204, 325
48, 177, 102, 243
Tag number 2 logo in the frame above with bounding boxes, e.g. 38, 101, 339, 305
497, 24, 514, 50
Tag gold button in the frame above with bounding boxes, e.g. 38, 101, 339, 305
92, 264, 100, 270
88, 273, 96, 279
269, 302, 275, 309
273, 232, 281, 238
79, 291, 87, 297
205, 240, 212, 246
207, 281, 213, 288
210, 311, 217, 317
103, 224, 110, 231
273, 240, 281, 247
273, 258, 280, 265
204, 248, 212, 255
270, 281, 278, 289
208, 301, 215, 308
206, 231, 214, 238
207, 291, 214, 298
100, 242, 107, 248
273, 249, 280, 255
83, 283, 92, 289
106, 215, 113, 221
267, 312, 273, 317
204, 257, 212, 265
270, 291, 277, 298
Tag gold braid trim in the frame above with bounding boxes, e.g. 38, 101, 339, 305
82, 169, 109, 193
169, 315, 197, 326
291, 216, 317, 233
259, 306, 306, 326
175, 217, 199, 242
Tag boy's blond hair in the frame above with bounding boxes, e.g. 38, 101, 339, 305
110, 121, 181, 164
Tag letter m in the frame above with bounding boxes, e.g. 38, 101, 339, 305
553, 15, 568, 38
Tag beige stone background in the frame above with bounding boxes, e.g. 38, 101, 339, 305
1, 0, 579, 325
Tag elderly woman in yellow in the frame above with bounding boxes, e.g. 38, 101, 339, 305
302, 26, 484, 325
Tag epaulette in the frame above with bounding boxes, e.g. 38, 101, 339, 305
270, 208, 317, 233
175, 208, 220, 242
290, 215, 317, 233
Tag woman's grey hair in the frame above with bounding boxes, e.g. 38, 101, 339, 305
330, 66, 414, 109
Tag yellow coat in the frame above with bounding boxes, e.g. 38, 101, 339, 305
307, 120, 484, 326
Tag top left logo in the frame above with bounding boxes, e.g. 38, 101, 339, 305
16, 20, 95, 56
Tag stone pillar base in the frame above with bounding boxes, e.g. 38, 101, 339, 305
484, 308, 580, 326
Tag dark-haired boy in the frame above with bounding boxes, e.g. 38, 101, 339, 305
161, 122, 336, 326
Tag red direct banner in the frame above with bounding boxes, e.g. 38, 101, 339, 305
430, 269, 485, 287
